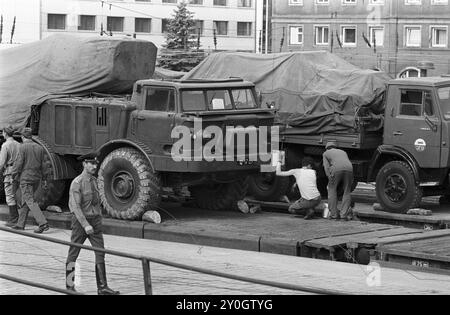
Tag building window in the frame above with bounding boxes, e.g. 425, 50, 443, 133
431, 26, 448, 48
289, 26, 303, 45
135, 18, 151, 33
405, 0, 421, 4
237, 22, 252, 36
48, 14, 66, 30
369, 0, 385, 4
78, 15, 95, 31
213, 0, 227, 6
162, 0, 177, 3
405, 26, 421, 47
238, 0, 252, 7
431, 0, 448, 4
162, 19, 171, 33
189, 0, 204, 4
289, 0, 303, 5
190, 20, 204, 35
214, 21, 228, 35
315, 26, 329, 45
316, 0, 329, 4
369, 26, 384, 46
342, 0, 357, 4
107, 17, 124, 32
342, 26, 357, 46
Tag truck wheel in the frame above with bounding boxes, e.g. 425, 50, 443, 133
247, 173, 290, 201
190, 178, 248, 211
375, 161, 422, 213
98, 148, 161, 220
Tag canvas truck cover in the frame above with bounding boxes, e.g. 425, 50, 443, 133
0, 34, 157, 129
183, 51, 391, 134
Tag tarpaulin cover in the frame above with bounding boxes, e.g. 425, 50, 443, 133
0, 34, 157, 129
183, 51, 391, 134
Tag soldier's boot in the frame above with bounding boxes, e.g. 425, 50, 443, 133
5, 205, 18, 227
95, 263, 120, 295
65, 262, 77, 293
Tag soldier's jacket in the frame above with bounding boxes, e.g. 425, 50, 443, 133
0, 137, 21, 177
69, 172, 102, 229
16, 139, 46, 184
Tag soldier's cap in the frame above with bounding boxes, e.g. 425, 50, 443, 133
325, 141, 337, 150
21, 127, 33, 139
3, 125, 15, 136
77, 152, 99, 163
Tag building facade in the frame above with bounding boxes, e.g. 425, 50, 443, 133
271, 0, 450, 77
1, 0, 258, 51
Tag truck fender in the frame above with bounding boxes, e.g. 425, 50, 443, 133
367, 145, 420, 183
96, 139, 155, 173
33, 137, 78, 180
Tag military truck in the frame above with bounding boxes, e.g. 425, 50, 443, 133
24, 78, 274, 220
249, 76, 450, 213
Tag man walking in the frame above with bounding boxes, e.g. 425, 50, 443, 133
0, 126, 21, 227
65, 152, 119, 295
276, 156, 322, 220
322, 141, 354, 221
12, 128, 49, 233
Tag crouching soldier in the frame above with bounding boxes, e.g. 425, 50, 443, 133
65, 152, 119, 295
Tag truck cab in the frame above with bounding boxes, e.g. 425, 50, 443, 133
374, 76, 450, 212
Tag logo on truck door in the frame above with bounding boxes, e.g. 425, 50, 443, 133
414, 139, 426, 152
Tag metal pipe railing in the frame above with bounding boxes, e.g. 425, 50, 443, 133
0, 226, 349, 295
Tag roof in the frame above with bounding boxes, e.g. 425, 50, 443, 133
135, 78, 255, 89
390, 76, 450, 87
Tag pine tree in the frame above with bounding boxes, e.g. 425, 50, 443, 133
164, 1, 196, 50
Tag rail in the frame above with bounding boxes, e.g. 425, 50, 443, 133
0, 226, 349, 295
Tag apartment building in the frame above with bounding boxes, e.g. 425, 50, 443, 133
0, 0, 257, 51
271, 0, 450, 77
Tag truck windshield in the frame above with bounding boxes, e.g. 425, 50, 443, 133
438, 86, 450, 120
181, 88, 257, 111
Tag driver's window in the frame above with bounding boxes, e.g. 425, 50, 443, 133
145, 88, 175, 111
399, 90, 423, 116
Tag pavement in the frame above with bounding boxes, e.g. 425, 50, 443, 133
1, 227, 450, 295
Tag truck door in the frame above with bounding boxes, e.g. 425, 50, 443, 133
132, 86, 176, 156
384, 88, 442, 168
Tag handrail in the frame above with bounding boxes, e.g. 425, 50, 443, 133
0, 226, 349, 295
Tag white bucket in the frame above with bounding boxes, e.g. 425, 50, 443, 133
322, 203, 330, 218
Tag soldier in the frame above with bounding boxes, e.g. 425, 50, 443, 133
322, 141, 354, 221
0, 126, 21, 227
12, 128, 50, 233
65, 152, 119, 295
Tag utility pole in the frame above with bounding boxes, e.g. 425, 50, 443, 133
10, 16, 16, 44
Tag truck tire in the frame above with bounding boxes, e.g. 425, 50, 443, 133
190, 178, 248, 211
247, 173, 290, 201
375, 161, 422, 214
98, 148, 161, 220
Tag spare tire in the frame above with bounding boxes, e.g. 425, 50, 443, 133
247, 173, 290, 201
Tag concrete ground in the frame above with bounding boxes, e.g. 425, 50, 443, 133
1, 227, 450, 295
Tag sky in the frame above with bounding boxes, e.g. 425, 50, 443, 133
0, 0, 40, 44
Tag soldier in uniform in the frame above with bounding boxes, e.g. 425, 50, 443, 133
12, 128, 49, 233
0, 126, 21, 227
65, 152, 119, 295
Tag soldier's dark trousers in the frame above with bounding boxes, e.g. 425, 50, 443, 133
16, 182, 47, 228
66, 215, 105, 265
327, 171, 354, 218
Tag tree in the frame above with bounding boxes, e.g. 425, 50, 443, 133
164, 1, 196, 50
